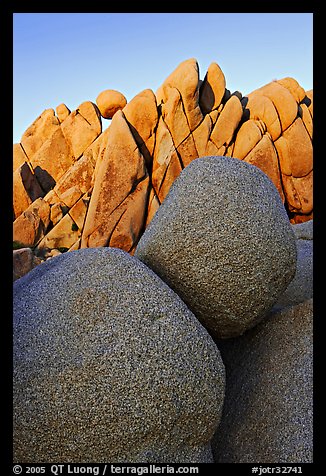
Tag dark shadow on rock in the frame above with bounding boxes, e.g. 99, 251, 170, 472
222, 88, 231, 105
301, 95, 311, 107
199, 79, 215, 114
240, 96, 249, 121
126, 121, 153, 174
232, 90, 242, 100
20, 163, 45, 202
33, 166, 56, 194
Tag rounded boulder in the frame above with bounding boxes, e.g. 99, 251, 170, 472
135, 156, 297, 338
13, 247, 225, 463
96, 89, 127, 119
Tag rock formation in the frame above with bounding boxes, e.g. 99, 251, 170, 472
12, 80, 313, 463
135, 156, 297, 338
13, 247, 42, 281
212, 299, 313, 463
13, 247, 225, 463
96, 89, 127, 119
211, 221, 313, 462
13, 58, 313, 266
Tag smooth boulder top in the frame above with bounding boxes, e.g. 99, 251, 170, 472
135, 156, 297, 338
13, 247, 225, 463
96, 89, 127, 119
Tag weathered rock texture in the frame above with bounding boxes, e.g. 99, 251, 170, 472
13, 58, 313, 260
13, 247, 42, 281
212, 299, 313, 463
13, 247, 225, 463
135, 156, 297, 339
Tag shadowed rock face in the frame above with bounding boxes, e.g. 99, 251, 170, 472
13, 58, 313, 260
212, 299, 313, 463
13, 247, 225, 463
13, 247, 42, 281
135, 156, 297, 339
262, 219, 313, 315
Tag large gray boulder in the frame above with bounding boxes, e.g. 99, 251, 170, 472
135, 156, 297, 338
212, 299, 313, 463
13, 247, 225, 463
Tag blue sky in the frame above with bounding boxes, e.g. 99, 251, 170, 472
13, 13, 313, 144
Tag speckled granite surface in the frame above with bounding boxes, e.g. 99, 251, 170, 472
213, 299, 313, 463
13, 247, 225, 463
136, 156, 297, 338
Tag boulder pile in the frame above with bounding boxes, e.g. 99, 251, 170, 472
13, 155, 312, 463
13, 58, 313, 277
13, 58, 313, 463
